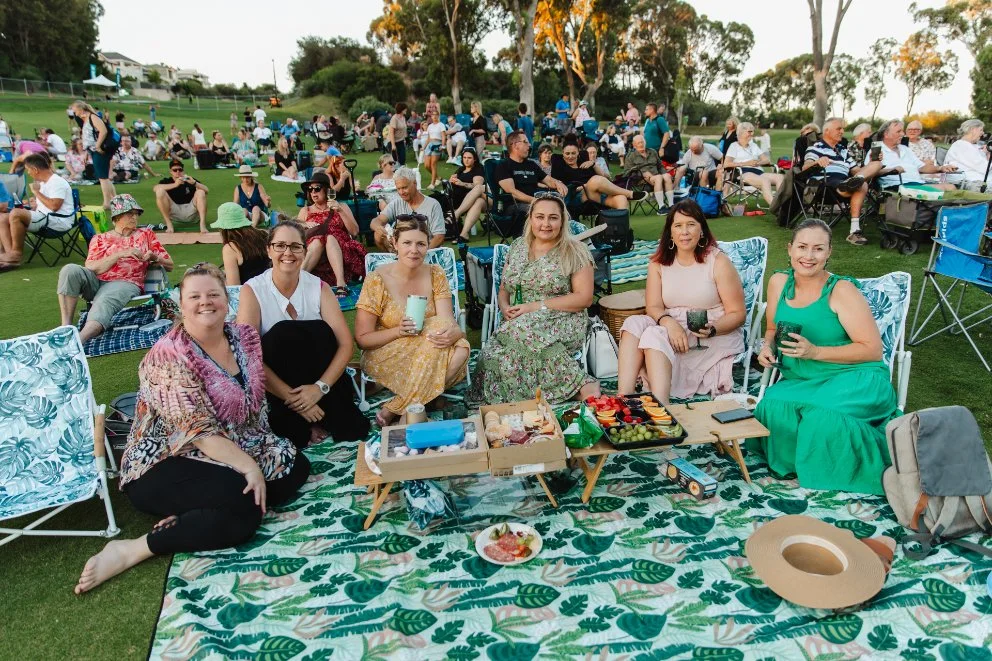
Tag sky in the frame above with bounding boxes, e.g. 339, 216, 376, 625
97, 0, 974, 119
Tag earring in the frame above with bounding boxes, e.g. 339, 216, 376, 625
669, 240, 676, 249
698, 235, 706, 247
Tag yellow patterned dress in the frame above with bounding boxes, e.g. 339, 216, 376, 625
356, 264, 471, 415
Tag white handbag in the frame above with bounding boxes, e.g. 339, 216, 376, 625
584, 316, 619, 379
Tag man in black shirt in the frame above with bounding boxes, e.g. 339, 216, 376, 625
551, 143, 644, 210
493, 131, 567, 232
153, 159, 209, 233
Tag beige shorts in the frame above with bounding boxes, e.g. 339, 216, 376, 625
170, 201, 199, 222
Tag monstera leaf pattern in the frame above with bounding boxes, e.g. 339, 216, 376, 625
719, 238, 768, 361
858, 272, 911, 371
0, 326, 99, 521
151, 412, 992, 660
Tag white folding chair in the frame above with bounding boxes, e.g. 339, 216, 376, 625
350, 247, 468, 411
0, 326, 120, 547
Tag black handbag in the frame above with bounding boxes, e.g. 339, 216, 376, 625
596, 208, 633, 255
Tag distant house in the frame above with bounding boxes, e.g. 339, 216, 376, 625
176, 69, 210, 87
97, 52, 143, 81
144, 63, 178, 86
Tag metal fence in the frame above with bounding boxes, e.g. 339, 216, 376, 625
0, 77, 278, 113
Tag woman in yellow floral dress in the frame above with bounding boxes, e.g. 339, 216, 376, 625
355, 215, 470, 426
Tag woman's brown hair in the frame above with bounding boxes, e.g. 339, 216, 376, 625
651, 199, 717, 266
391, 215, 430, 252
221, 227, 269, 263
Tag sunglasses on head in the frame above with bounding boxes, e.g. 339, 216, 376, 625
395, 213, 428, 222
533, 191, 563, 200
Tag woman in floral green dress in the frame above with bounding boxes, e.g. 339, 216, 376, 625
469, 195, 601, 405
748, 219, 899, 495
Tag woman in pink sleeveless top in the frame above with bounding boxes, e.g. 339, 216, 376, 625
618, 199, 746, 403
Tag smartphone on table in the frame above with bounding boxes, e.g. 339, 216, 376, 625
711, 408, 755, 424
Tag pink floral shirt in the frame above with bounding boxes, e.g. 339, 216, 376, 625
86, 227, 170, 289
119, 323, 298, 487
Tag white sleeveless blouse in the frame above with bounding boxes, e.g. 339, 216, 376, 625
245, 268, 323, 336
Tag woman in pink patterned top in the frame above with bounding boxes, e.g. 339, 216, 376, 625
75, 263, 309, 594
57, 194, 174, 343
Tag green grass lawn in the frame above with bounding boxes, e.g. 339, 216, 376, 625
1, 97, 990, 660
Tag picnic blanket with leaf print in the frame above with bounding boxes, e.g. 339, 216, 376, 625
150, 417, 992, 660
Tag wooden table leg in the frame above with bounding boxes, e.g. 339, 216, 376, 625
534, 473, 559, 508
581, 455, 609, 504
575, 457, 591, 478
364, 481, 395, 529
729, 440, 752, 484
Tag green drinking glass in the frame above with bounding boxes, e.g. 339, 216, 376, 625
686, 308, 709, 351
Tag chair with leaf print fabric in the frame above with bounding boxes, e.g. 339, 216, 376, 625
718, 237, 768, 393
759, 271, 913, 412
348, 247, 468, 411
0, 326, 120, 547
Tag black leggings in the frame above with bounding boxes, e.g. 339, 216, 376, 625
124, 453, 310, 555
261, 319, 370, 448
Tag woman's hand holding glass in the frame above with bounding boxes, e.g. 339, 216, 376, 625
778, 333, 819, 360
757, 342, 777, 368
397, 316, 418, 336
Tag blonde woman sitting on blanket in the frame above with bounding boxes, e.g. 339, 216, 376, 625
354, 215, 470, 427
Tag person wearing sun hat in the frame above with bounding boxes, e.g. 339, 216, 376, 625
56, 193, 174, 342
232, 164, 271, 227
212, 202, 271, 285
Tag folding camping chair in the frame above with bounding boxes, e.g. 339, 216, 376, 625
0, 326, 120, 547
618, 164, 660, 215
349, 247, 469, 411
581, 120, 601, 143
760, 271, 914, 411
482, 158, 525, 245
718, 237, 769, 393
908, 202, 992, 371
25, 188, 91, 267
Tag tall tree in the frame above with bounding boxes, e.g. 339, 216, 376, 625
972, 45, 992, 122
288, 37, 379, 87
534, 0, 631, 111
627, 0, 697, 104
893, 30, 958, 115
0, 0, 103, 81
911, 0, 992, 58
863, 37, 897, 121
827, 53, 863, 118
807, 0, 854, 128
683, 17, 755, 102
493, 0, 539, 115
369, 0, 491, 113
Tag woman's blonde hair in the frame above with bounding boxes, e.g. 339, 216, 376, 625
179, 262, 228, 299
277, 137, 290, 154
377, 153, 394, 169
522, 196, 591, 277
72, 100, 96, 115
471, 101, 482, 115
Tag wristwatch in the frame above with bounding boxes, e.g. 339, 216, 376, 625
540, 301, 548, 311
315, 380, 330, 395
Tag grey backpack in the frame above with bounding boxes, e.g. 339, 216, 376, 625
882, 406, 992, 559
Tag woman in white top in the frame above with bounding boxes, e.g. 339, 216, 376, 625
369, 153, 399, 210
724, 121, 783, 205
237, 221, 369, 447
945, 118, 991, 188
191, 124, 207, 150
422, 110, 447, 188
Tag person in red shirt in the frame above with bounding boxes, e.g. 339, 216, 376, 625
56, 194, 174, 342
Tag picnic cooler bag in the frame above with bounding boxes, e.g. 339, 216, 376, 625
883, 197, 938, 230
596, 208, 633, 255
689, 185, 722, 218
882, 406, 992, 559
466, 247, 495, 304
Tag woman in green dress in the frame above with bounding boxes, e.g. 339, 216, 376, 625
469, 194, 601, 405
749, 219, 899, 494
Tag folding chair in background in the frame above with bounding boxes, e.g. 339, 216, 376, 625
0, 326, 120, 547
482, 158, 525, 245
25, 188, 91, 267
908, 202, 992, 371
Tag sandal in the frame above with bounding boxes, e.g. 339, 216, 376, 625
332, 285, 350, 297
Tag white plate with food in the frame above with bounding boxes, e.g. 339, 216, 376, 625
475, 522, 543, 565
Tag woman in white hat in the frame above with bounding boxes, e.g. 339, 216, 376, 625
232, 165, 271, 227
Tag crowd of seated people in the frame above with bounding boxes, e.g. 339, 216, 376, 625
4, 100, 980, 600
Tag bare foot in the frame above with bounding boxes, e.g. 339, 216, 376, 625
74, 537, 153, 595
375, 408, 400, 427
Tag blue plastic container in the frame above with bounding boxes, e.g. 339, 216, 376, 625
405, 420, 464, 449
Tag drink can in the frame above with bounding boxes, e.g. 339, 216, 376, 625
406, 403, 427, 424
